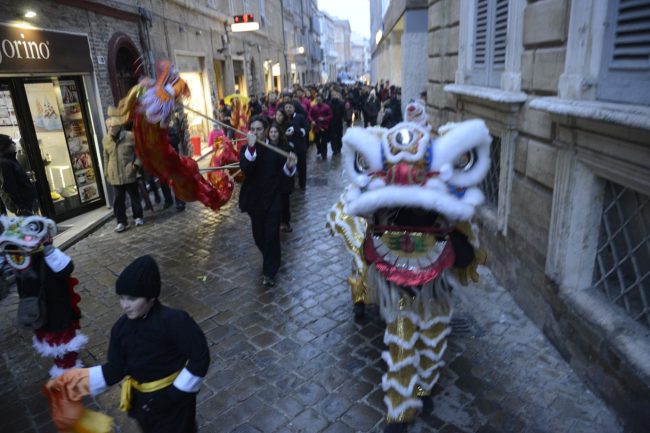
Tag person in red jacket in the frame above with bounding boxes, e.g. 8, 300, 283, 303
308, 94, 333, 160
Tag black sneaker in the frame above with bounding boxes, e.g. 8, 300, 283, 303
262, 276, 276, 287
163, 201, 173, 209
353, 302, 366, 321
384, 422, 409, 433
420, 395, 433, 413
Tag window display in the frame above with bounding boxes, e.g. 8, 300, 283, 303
24, 78, 100, 214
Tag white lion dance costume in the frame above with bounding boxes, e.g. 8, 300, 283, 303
0, 216, 86, 378
328, 102, 489, 432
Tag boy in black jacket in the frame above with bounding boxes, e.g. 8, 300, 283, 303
87, 255, 210, 433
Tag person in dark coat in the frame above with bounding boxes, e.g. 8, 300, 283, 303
0, 134, 37, 216
327, 90, 345, 155
269, 122, 294, 233
85, 255, 210, 433
364, 90, 381, 127
283, 101, 308, 190
239, 115, 297, 286
380, 90, 403, 129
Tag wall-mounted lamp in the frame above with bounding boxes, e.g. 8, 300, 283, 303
196, 30, 202, 36
24, 10, 37, 18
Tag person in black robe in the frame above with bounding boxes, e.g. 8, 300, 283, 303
86, 255, 210, 433
239, 116, 297, 286
283, 101, 308, 190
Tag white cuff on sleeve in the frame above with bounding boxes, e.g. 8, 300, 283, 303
283, 164, 297, 177
300, 128, 306, 136
88, 366, 108, 396
244, 147, 257, 161
173, 367, 203, 393
44, 248, 71, 273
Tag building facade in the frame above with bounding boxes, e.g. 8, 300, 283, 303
333, 19, 352, 80
318, 11, 339, 83
426, 1, 650, 431
350, 40, 370, 83
282, 0, 321, 86
371, 0, 429, 104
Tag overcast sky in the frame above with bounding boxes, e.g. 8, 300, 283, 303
318, 0, 370, 41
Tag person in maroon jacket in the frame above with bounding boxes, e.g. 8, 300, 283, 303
308, 94, 333, 160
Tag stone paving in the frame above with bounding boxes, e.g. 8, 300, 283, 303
0, 146, 623, 433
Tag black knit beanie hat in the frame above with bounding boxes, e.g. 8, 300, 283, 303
115, 255, 161, 298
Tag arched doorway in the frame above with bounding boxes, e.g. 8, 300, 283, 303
107, 33, 142, 105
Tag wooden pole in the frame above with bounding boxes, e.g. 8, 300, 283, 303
182, 105, 290, 158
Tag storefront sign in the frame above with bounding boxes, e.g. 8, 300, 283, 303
0, 24, 93, 74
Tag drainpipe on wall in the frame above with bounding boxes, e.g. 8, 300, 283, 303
137, 7, 155, 78
280, 0, 289, 89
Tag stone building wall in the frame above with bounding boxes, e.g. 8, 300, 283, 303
0, 0, 141, 119
426, 1, 650, 431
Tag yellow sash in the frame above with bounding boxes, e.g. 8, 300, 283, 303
119, 370, 181, 412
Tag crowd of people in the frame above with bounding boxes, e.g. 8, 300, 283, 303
224, 81, 408, 287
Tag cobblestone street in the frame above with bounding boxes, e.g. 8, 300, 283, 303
0, 147, 622, 433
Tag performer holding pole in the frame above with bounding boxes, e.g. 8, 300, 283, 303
44, 255, 210, 433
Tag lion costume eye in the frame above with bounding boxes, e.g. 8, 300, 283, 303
355, 153, 370, 174
395, 129, 412, 146
453, 150, 476, 172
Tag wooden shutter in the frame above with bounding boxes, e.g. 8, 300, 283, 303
599, 0, 650, 104
472, 0, 490, 85
490, 0, 509, 85
472, 0, 509, 87
474, 0, 489, 66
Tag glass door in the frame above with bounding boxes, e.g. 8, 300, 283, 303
23, 77, 101, 217
0, 82, 40, 214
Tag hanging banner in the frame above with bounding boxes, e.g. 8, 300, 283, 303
0, 24, 93, 74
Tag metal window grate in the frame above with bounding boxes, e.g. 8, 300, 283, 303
593, 181, 650, 329
481, 135, 501, 208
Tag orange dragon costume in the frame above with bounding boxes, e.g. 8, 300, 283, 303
107, 61, 233, 210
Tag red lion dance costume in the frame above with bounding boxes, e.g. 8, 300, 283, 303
328, 101, 489, 432
107, 61, 234, 210
0, 215, 86, 379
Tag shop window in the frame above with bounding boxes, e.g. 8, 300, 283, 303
598, 0, 650, 105
593, 181, 650, 329
481, 135, 501, 208
471, 0, 509, 87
